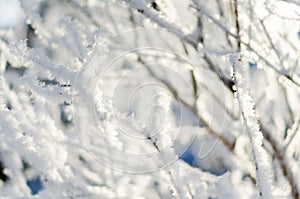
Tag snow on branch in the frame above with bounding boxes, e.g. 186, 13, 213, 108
141, 91, 192, 199
230, 53, 273, 199
20, 0, 51, 40
122, 0, 181, 32
121, 0, 199, 47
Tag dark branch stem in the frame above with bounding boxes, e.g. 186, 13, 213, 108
233, 0, 241, 51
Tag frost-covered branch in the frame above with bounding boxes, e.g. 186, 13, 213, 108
142, 91, 192, 199
137, 55, 235, 151
230, 53, 273, 199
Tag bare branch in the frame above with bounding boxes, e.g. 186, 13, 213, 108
232, 0, 241, 51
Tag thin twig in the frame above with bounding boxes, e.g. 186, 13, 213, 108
137, 56, 235, 151
284, 118, 300, 149
259, 19, 284, 66
233, 0, 241, 51
281, 84, 295, 125
190, 69, 199, 112
192, 3, 300, 88
260, 124, 299, 199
